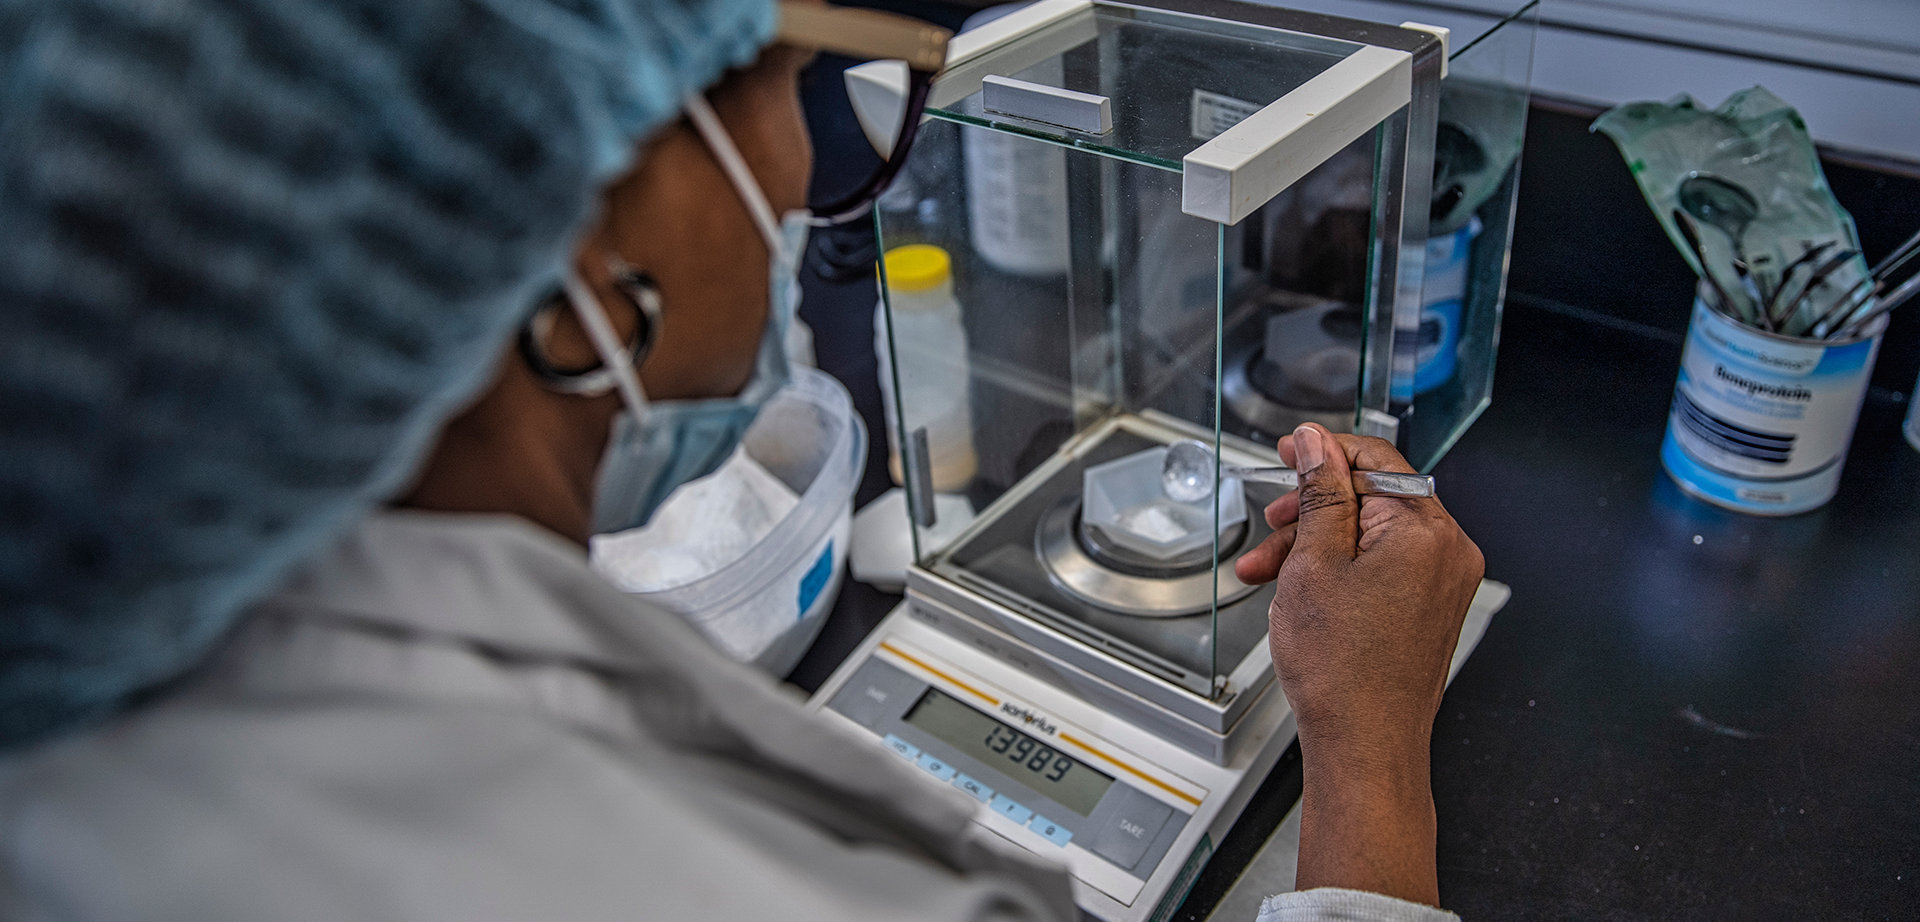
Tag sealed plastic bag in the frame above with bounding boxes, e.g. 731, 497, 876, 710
1593, 87, 1869, 336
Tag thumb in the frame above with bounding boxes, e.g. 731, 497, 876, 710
1287, 423, 1359, 563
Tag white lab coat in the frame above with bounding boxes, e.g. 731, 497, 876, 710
0, 510, 1074, 922
0, 510, 1453, 922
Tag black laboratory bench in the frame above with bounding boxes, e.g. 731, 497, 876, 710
787, 94, 1920, 920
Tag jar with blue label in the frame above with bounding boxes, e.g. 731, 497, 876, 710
1661, 283, 1887, 515
1393, 217, 1481, 399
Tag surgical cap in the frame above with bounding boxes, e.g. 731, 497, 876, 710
0, 0, 778, 750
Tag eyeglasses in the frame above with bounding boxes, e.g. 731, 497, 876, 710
520, 4, 949, 386
776, 2, 950, 225
520, 261, 662, 397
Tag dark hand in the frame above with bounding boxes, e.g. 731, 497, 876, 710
1233, 422, 1484, 907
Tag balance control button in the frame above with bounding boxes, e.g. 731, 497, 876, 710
990, 795, 1034, 826
825, 659, 923, 730
953, 773, 995, 803
883, 734, 920, 762
915, 751, 958, 783
1028, 814, 1073, 848
1086, 786, 1178, 871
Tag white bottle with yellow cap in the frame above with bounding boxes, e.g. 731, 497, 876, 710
876, 244, 978, 492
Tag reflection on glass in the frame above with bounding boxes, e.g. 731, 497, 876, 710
1401, 1, 1540, 469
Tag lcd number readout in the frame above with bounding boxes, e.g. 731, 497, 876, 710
984, 724, 1073, 782
902, 687, 1114, 815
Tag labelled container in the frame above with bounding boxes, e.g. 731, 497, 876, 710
960, 5, 1070, 278
876, 244, 978, 491
1394, 217, 1483, 399
1661, 285, 1886, 515
964, 121, 1070, 277
592, 367, 865, 677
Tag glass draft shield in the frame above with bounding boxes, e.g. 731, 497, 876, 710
860, 0, 1533, 736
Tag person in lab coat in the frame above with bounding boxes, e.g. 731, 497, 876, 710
0, 0, 1484, 919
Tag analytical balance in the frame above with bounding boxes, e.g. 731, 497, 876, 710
806, 2, 1537, 919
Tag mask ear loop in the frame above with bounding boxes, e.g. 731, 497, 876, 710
567, 94, 783, 415
682, 93, 798, 264
562, 273, 651, 415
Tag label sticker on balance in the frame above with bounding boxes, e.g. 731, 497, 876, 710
1190, 89, 1260, 140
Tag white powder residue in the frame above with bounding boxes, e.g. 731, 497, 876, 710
590, 445, 799, 594
1116, 502, 1191, 542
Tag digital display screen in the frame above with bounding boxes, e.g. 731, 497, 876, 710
903, 688, 1114, 816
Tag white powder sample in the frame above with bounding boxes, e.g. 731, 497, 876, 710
1117, 502, 1191, 542
590, 445, 800, 594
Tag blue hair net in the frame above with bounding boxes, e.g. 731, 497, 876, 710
0, 0, 778, 750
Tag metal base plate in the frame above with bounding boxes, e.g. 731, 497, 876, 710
1037, 495, 1261, 617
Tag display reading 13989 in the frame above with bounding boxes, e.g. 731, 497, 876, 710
904, 687, 1116, 815
985, 724, 1075, 781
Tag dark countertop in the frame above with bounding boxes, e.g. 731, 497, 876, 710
1422, 300, 1920, 920
788, 79, 1920, 917
1421, 105, 1920, 920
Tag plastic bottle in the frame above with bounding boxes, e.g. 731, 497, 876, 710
876, 244, 978, 492
959, 5, 1068, 278
963, 125, 1070, 277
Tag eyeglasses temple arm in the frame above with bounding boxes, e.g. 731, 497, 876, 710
777, 3, 951, 72
809, 67, 936, 225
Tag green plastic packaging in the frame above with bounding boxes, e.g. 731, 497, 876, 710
1593, 87, 1869, 337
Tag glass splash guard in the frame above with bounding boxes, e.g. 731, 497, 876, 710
855, 0, 1536, 756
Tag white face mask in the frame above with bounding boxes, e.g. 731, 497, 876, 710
567, 93, 811, 534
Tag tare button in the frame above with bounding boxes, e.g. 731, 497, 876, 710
1086, 786, 1178, 871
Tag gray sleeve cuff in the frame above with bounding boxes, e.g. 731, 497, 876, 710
1256, 888, 1461, 922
